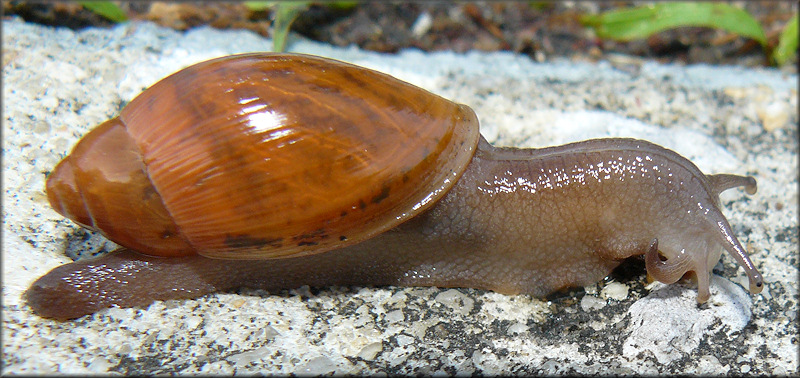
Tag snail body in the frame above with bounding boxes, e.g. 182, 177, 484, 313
27, 53, 763, 320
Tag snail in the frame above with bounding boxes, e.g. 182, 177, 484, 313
26, 53, 763, 320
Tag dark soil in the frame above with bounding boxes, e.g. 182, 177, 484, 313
3, 1, 797, 69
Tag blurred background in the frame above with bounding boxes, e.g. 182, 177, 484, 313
3, 1, 797, 69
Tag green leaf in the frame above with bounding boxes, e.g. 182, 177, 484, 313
581, 2, 766, 46
243, 1, 276, 11
327, 1, 358, 10
79, 1, 127, 23
245, 1, 356, 11
529, 2, 554, 11
272, 1, 311, 52
773, 12, 798, 66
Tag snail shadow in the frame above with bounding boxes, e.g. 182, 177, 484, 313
544, 256, 649, 303
234, 284, 366, 302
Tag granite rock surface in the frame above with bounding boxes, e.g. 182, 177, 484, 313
2, 18, 797, 375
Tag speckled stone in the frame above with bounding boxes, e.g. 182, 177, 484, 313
2, 17, 797, 375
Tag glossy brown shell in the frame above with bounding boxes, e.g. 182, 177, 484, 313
46, 53, 480, 259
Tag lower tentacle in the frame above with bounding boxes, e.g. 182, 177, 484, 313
645, 239, 693, 285
694, 267, 711, 303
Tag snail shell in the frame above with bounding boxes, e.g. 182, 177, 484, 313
46, 53, 480, 259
